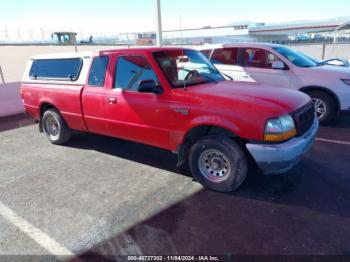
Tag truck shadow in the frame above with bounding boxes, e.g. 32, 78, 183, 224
63, 132, 350, 257
317, 115, 350, 142
70, 162, 350, 259
67, 132, 183, 176
332, 115, 350, 128
65, 132, 350, 219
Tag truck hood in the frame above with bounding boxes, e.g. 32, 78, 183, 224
184, 81, 311, 116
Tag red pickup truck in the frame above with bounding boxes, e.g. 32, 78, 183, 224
21, 47, 319, 192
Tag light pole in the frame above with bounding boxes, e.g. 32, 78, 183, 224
155, 0, 163, 46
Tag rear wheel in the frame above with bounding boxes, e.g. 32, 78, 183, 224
42, 108, 72, 145
308, 91, 336, 124
189, 135, 247, 193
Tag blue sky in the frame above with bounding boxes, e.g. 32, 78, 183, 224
1, 0, 349, 32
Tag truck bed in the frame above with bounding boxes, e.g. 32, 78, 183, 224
21, 83, 87, 132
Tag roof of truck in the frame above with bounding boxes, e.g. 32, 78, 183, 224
24, 47, 201, 85
30, 47, 198, 60
99, 46, 196, 54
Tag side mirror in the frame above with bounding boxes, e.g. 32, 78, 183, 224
272, 61, 286, 70
138, 79, 163, 94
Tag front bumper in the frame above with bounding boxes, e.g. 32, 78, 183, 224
246, 118, 319, 175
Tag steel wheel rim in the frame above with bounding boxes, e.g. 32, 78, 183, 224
198, 149, 231, 183
45, 115, 60, 139
312, 98, 327, 119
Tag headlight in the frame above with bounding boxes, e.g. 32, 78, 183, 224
341, 79, 350, 86
264, 115, 297, 142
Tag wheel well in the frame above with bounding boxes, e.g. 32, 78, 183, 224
300, 86, 340, 113
39, 103, 57, 132
40, 103, 57, 117
177, 125, 243, 168
184, 125, 237, 144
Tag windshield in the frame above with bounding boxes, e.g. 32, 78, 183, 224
153, 49, 224, 88
299, 52, 320, 64
273, 46, 317, 68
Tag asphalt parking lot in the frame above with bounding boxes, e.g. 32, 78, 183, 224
0, 114, 350, 259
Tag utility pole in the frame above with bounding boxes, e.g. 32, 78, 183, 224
156, 0, 163, 46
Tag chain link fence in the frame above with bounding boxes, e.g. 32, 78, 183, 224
0, 27, 122, 44
1, 25, 349, 46
0, 27, 53, 44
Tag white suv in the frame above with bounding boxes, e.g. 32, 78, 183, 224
199, 43, 350, 124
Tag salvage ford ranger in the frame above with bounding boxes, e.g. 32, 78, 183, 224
21, 48, 319, 192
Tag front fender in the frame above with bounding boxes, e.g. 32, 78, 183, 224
186, 115, 241, 136
169, 115, 241, 152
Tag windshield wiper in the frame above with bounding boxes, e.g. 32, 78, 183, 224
221, 73, 233, 80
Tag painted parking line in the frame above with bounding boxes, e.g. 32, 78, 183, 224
316, 137, 350, 146
0, 201, 76, 260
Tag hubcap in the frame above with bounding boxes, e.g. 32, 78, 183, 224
198, 149, 231, 183
312, 98, 327, 119
45, 115, 60, 138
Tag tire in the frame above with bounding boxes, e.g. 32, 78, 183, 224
42, 108, 72, 145
189, 135, 248, 193
308, 91, 336, 125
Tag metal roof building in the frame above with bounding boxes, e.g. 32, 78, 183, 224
154, 16, 350, 45
248, 17, 350, 42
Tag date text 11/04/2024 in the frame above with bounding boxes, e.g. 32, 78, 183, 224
127, 256, 220, 261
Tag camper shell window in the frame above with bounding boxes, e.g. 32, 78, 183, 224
29, 58, 83, 81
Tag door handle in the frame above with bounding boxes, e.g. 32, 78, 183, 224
107, 97, 117, 104
242, 74, 251, 78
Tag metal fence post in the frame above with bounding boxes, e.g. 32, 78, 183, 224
156, 0, 163, 47
0, 65, 5, 84
322, 43, 326, 60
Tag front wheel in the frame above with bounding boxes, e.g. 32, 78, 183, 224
189, 135, 248, 193
42, 108, 72, 145
308, 91, 336, 125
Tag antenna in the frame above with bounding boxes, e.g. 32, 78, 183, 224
179, 15, 183, 47
180, 15, 187, 90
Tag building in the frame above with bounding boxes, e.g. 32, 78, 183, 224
122, 16, 350, 45
249, 16, 350, 43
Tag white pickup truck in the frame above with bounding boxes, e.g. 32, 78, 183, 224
199, 43, 350, 124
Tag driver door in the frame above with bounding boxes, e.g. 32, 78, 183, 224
103, 53, 172, 149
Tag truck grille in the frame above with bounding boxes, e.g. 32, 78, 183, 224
293, 103, 315, 136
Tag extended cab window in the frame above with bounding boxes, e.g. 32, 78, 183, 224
114, 56, 158, 91
29, 58, 82, 80
88, 56, 109, 86
211, 48, 238, 65
243, 48, 282, 69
